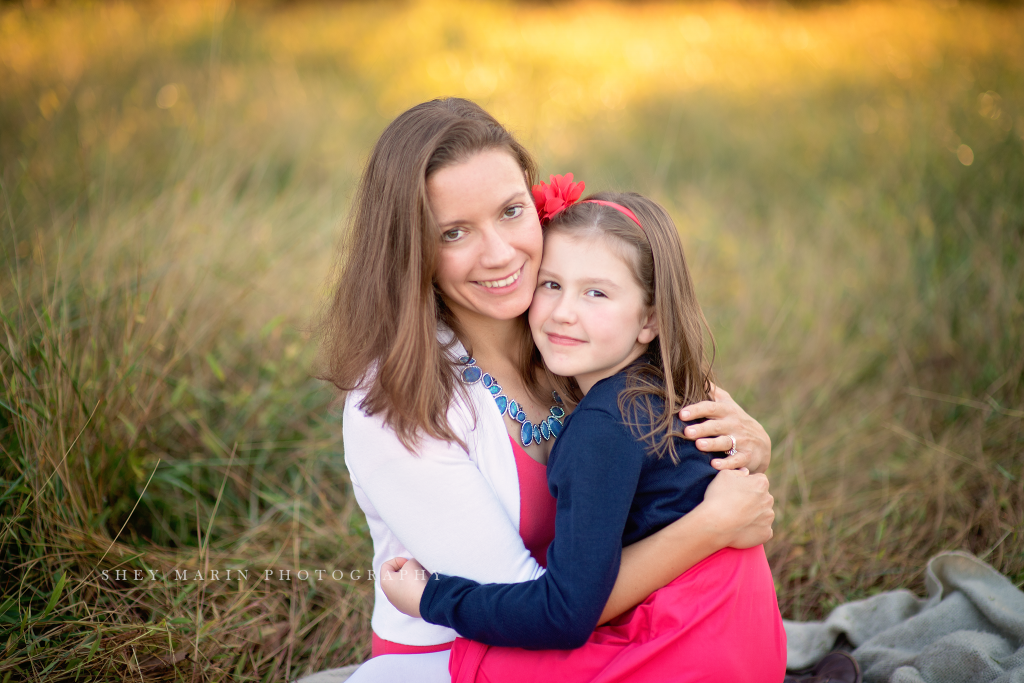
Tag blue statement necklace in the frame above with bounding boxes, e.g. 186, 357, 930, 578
458, 355, 565, 447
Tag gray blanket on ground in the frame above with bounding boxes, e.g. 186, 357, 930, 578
784, 551, 1024, 682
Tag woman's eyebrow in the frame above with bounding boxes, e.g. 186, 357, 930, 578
437, 191, 529, 229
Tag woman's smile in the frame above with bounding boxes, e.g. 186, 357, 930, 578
474, 265, 523, 290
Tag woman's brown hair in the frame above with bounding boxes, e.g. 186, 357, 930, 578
315, 98, 538, 450
544, 192, 716, 461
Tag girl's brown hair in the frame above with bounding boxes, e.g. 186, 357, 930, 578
315, 98, 538, 450
545, 192, 716, 461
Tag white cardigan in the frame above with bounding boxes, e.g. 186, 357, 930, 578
343, 338, 546, 646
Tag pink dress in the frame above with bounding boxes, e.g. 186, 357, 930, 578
448, 441, 787, 683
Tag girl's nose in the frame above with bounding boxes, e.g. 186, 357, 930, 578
550, 293, 577, 324
478, 223, 517, 269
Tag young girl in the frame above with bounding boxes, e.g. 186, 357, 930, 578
379, 183, 786, 682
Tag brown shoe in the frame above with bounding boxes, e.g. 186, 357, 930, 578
783, 651, 862, 683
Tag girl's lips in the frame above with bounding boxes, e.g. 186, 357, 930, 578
473, 266, 523, 293
546, 332, 585, 346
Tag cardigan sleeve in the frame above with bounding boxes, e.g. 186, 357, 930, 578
419, 407, 645, 649
344, 391, 546, 585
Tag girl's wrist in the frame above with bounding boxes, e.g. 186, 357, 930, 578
667, 503, 728, 556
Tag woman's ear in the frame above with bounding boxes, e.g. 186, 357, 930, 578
637, 309, 659, 344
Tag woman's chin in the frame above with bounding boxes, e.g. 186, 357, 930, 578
471, 289, 534, 320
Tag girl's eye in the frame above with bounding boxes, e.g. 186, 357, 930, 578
441, 228, 466, 242
539, 280, 560, 290
584, 289, 606, 298
503, 205, 524, 219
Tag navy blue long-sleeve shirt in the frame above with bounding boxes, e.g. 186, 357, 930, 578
418, 365, 720, 650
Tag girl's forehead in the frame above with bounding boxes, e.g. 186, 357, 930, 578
544, 229, 633, 262
543, 231, 635, 273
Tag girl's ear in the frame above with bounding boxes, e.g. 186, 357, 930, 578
637, 308, 659, 344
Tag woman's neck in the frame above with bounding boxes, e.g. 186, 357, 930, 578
455, 314, 524, 370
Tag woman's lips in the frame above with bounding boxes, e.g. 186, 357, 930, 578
474, 266, 522, 292
546, 332, 584, 346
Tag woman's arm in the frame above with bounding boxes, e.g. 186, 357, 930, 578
679, 384, 772, 474
601, 467, 773, 623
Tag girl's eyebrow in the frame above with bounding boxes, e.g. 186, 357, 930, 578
580, 277, 623, 289
436, 191, 529, 229
537, 268, 623, 291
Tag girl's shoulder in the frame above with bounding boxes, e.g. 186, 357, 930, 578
578, 369, 665, 428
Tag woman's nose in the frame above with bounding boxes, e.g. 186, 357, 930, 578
477, 223, 517, 269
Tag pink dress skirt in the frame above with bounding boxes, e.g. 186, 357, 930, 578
448, 443, 787, 683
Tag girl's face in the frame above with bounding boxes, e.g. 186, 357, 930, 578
429, 149, 543, 326
528, 231, 658, 394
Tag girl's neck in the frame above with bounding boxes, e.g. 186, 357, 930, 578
576, 342, 648, 396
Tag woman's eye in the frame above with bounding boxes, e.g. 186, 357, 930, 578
441, 228, 465, 242
503, 205, 524, 219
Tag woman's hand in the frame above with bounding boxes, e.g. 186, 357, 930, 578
701, 468, 774, 549
602, 466, 774, 622
679, 383, 771, 474
379, 557, 430, 618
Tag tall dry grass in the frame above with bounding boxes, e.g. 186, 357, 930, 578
1, 1, 1022, 680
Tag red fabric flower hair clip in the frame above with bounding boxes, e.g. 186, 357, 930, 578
532, 173, 585, 226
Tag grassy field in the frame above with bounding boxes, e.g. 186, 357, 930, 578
2, 1, 1023, 680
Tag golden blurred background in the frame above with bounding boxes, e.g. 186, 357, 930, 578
2, 1, 1022, 680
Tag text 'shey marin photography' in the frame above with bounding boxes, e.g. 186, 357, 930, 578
98, 567, 434, 582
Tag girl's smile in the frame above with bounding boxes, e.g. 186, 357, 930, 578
545, 332, 585, 346
528, 232, 658, 394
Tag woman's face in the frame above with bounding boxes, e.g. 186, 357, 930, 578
429, 148, 543, 325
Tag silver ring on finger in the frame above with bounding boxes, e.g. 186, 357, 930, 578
726, 435, 738, 457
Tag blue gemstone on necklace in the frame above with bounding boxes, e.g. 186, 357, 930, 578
458, 355, 561, 448
521, 422, 534, 446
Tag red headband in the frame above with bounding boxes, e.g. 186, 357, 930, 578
532, 174, 643, 230
580, 199, 642, 229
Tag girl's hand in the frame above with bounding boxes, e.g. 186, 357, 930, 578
701, 468, 774, 549
679, 383, 771, 474
379, 557, 430, 618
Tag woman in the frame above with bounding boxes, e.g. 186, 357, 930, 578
310, 98, 774, 681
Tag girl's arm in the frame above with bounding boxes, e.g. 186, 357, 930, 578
344, 392, 544, 585
382, 467, 775, 628
409, 410, 650, 650
600, 466, 774, 623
